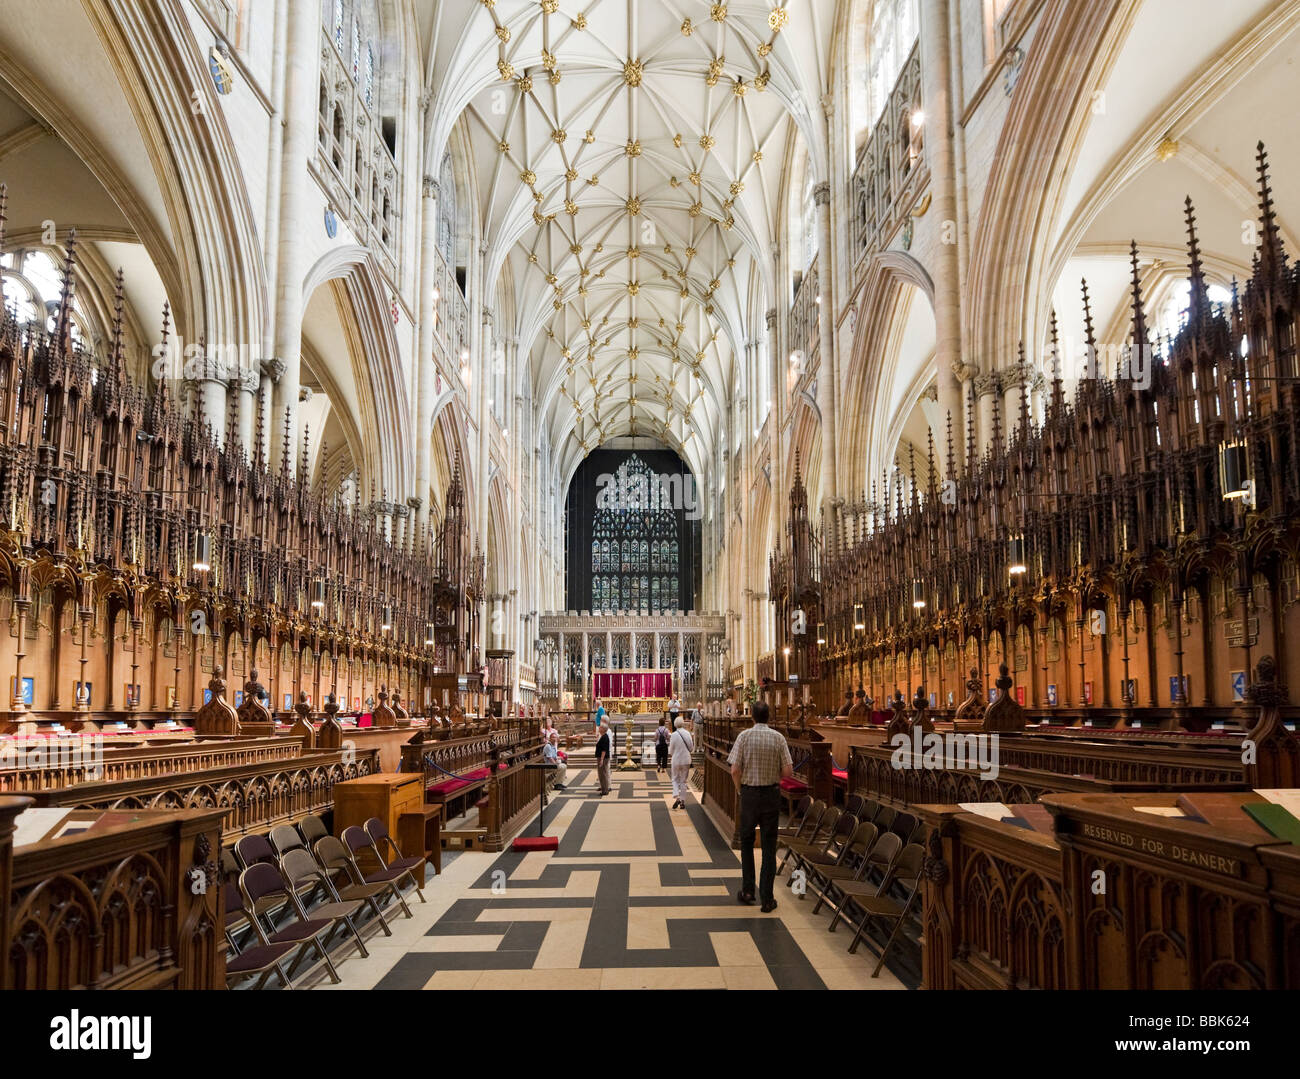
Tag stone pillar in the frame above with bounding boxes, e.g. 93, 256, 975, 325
766, 307, 786, 538
414, 176, 439, 530
919, 0, 965, 474
975, 371, 1001, 452
676, 632, 684, 691
581, 632, 589, 692
813, 181, 838, 508
194, 360, 228, 444
270, 0, 321, 475
258, 358, 283, 464
557, 630, 565, 693
233, 368, 259, 457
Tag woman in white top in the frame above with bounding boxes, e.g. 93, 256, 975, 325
668, 715, 695, 809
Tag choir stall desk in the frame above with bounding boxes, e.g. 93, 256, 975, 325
332, 772, 441, 885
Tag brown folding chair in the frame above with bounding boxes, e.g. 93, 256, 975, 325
364, 817, 427, 899
788, 812, 859, 882
223, 881, 297, 989
778, 806, 842, 877
844, 794, 867, 819
238, 862, 343, 984
843, 843, 925, 976
299, 814, 330, 848
890, 811, 920, 844
343, 826, 423, 908
806, 820, 878, 906
824, 831, 903, 929
778, 796, 813, 839
873, 805, 897, 834
279, 848, 372, 959
315, 834, 408, 923
269, 824, 308, 858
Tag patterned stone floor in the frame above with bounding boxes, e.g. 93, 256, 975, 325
304, 758, 914, 990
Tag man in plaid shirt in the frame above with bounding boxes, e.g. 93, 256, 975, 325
728, 701, 793, 912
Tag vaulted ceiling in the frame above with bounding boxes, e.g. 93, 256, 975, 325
419, 0, 833, 482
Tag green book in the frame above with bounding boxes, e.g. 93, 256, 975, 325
1242, 802, 1300, 846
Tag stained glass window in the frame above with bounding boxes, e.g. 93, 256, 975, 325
351, 17, 361, 80
333, 0, 344, 48
365, 44, 375, 109
588, 454, 681, 614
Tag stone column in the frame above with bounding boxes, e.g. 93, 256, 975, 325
581, 632, 589, 691
193, 349, 228, 443
766, 307, 786, 538
270, 0, 321, 475
414, 176, 439, 530
919, 0, 965, 474
975, 371, 1001, 452
258, 358, 283, 464
233, 367, 259, 457
813, 181, 838, 508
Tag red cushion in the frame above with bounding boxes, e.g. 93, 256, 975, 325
463, 767, 491, 781
427, 778, 468, 796
511, 836, 559, 852
831, 768, 848, 781
780, 777, 809, 793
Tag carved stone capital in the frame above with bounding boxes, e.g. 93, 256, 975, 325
261, 357, 287, 383
951, 360, 979, 383
422, 175, 440, 200
812, 181, 831, 207
974, 372, 1002, 398
765, 308, 778, 329
232, 368, 260, 393
298, 386, 313, 403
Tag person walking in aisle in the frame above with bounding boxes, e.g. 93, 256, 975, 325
655, 716, 670, 774
669, 715, 694, 809
594, 723, 612, 796
728, 701, 792, 913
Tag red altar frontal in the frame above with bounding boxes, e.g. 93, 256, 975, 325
592, 669, 673, 699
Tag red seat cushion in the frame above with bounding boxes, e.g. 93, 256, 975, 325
780, 777, 809, 793
831, 768, 848, 782
427, 778, 468, 796
463, 767, 491, 781
511, 836, 559, 852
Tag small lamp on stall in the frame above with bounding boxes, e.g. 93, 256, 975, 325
912, 579, 926, 609
853, 604, 865, 631
1219, 441, 1253, 506
1008, 535, 1028, 577
192, 533, 211, 572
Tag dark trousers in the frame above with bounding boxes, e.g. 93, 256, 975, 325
656, 744, 668, 770
739, 784, 781, 902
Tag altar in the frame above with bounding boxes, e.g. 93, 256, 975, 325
592, 668, 673, 714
